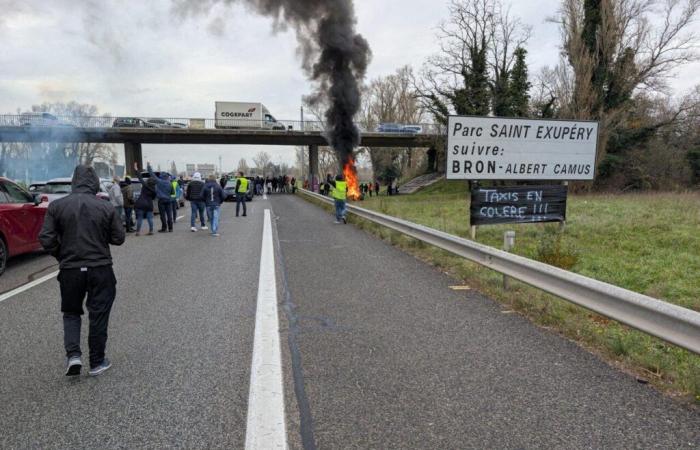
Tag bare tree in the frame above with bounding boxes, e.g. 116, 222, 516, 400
552, 0, 700, 164
252, 151, 271, 171
31, 101, 116, 165
237, 158, 250, 174
361, 66, 426, 178
415, 0, 531, 123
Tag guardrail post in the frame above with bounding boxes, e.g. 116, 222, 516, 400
124, 142, 143, 176
503, 231, 516, 290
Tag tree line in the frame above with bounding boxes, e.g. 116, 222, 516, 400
358, 0, 700, 190
1, 101, 117, 182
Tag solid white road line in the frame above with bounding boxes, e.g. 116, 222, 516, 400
245, 209, 287, 450
0, 271, 59, 303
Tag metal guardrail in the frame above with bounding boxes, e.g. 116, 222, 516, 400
0, 114, 446, 135
299, 189, 700, 355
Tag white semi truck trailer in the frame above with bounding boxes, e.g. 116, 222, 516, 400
214, 102, 286, 130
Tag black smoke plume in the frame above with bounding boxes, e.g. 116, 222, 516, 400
173, 0, 371, 169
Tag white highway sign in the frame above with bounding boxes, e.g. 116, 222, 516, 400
446, 116, 599, 180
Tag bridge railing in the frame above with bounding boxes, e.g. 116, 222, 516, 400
0, 114, 446, 135
299, 188, 700, 355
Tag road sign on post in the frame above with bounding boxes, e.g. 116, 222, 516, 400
447, 116, 598, 180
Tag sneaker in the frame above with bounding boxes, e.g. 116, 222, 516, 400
334, 220, 341, 224
65, 356, 82, 376
191, 227, 197, 232
168, 229, 173, 233
342, 217, 347, 224
201, 225, 208, 230
212, 233, 220, 237
89, 358, 112, 376
158, 229, 167, 233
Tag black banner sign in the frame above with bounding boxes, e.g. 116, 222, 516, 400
470, 185, 567, 226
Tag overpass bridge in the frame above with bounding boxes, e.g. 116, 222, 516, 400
0, 115, 444, 181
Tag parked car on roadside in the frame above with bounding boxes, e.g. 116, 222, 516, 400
0, 177, 48, 276
39, 178, 111, 203
223, 178, 254, 202
28, 182, 46, 192
113, 117, 156, 128
172, 122, 188, 129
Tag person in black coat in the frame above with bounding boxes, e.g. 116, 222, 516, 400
39, 165, 125, 377
134, 163, 157, 236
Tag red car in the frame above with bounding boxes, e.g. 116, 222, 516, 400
0, 178, 48, 276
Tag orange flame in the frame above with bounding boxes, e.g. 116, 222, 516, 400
343, 158, 361, 201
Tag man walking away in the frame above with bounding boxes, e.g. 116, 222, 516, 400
148, 163, 174, 232
134, 163, 156, 236
329, 174, 348, 224
122, 177, 135, 233
39, 165, 125, 376
108, 176, 124, 225
235, 171, 248, 217
186, 172, 207, 232
203, 174, 225, 236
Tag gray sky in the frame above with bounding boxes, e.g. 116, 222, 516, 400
1, 0, 698, 171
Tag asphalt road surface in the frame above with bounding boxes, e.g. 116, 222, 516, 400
1, 195, 698, 449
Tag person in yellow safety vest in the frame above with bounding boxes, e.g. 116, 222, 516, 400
330, 174, 348, 224
170, 179, 179, 224
235, 171, 249, 217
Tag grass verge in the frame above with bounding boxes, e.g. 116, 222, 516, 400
299, 184, 700, 405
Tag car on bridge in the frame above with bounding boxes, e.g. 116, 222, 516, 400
376, 123, 422, 134
146, 119, 175, 128
0, 178, 48, 276
38, 178, 111, 203
112, 117, 158, 128
20, 112, 73, 127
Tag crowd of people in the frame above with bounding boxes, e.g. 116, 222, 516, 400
103, 163, 253, 238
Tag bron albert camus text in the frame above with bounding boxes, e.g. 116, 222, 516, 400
450, 122, 596, 176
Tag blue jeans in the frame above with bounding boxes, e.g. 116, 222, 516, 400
190, 201, 206, 227
334, 200, 346, 221
136, 209, 154, 233
207, 205, 221, 234
236, 194, 247, 216
158, 200, 173, 230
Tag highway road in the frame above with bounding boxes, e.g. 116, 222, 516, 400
1, 194, 698, 449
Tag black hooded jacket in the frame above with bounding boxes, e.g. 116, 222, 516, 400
39, 165, 125, 269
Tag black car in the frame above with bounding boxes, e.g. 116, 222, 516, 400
223, 178, 254, 202
113, 118, 157, 128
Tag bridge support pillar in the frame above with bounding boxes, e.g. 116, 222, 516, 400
308, 144, 319, 192
124, 142, 143, 176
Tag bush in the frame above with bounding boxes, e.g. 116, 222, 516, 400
535, 225, 579, 270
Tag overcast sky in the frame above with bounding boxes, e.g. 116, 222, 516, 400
1, 0, 698, 171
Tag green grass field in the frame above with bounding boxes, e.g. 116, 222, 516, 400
332, 180, 700, 402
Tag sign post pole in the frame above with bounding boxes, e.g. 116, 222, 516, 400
503, 231, 516, 289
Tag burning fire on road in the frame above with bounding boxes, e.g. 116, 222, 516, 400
343, 157, 361, 200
